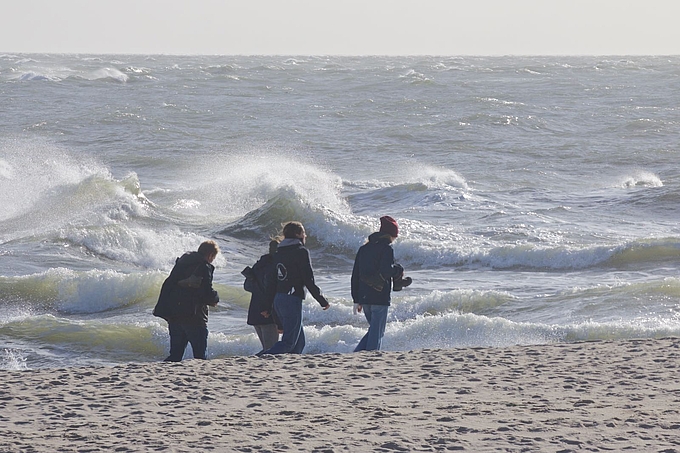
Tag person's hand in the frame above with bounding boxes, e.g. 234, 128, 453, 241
353, 303, 359, 315
260, 310, 271, 318
318, 295, 330, 309
394, 263, 404, 279
356, 304, 363, 313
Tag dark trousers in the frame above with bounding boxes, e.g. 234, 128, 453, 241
165, 321, 208, 362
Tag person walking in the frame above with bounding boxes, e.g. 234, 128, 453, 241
153, 240, 220, 361
243, 239, 280, 353
260, 221, 330, 355
352, 216, 410, 352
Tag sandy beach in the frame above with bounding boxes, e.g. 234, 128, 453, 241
1, 338, 679, 452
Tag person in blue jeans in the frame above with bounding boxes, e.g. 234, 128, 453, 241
260, 222, 330, 355
352, 216, 410, 352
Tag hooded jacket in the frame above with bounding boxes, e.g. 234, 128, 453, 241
351, 232, 403, 306
154, 251, 219, 325
267, 238, 328, 308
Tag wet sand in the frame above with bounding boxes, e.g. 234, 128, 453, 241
1, 337, 679, 452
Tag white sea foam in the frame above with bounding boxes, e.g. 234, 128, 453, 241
206, 308, 680, 357
59, 225, 221, 269
83, 67, 129, 83
148, 151, 349, 234
0, 139, 110, 223
1, 349, 28, 370
616, 170, 663, 188
17, 71, 60, 82
0, 269, 164, 314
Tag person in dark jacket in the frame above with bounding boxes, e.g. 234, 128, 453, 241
352, 216, 410, 352
243, 239, 280, 352
154, 240, 220, 362
260, 221, 330, 355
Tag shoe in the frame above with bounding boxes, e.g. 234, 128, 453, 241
393, 276, 412, 291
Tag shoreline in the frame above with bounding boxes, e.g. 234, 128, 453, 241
1, 337, 679, 452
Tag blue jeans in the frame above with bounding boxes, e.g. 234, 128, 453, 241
263, 293, 305, 354
165, 321, 208, 361
354, 304, 389, 352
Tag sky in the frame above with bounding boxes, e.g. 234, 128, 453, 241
2, 0, 680, 56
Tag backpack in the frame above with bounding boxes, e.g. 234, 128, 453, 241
153, 263, 203, 321
242, 266, 256, 293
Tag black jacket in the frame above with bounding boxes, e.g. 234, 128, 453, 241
245, 253, 276, 326
153, 251, 219, 325
351, 232, 402, 306
267, 238, 328, 307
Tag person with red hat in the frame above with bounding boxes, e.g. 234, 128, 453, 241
351, 216, 411, 351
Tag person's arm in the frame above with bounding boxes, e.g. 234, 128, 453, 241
300, 248, 329, 308
378, 246, 401, 283
351, 249, 361, 302
199, 263, 219, 306
351, 249, 362, 313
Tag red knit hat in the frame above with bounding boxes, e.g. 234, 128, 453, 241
379, 216, 399, 237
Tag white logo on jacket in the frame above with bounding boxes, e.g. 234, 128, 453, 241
276, 263, 287, 281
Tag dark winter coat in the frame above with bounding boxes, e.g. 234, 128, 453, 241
244, 253, 277, 326
267, 238, 328, 307
351, 232, 403, 306
153, 251, 219, 325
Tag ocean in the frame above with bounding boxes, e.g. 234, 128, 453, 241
1, 54, 679, 370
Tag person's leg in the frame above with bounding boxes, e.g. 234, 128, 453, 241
186, 324, 209, 359
354, 334, 368, 352
165, 321, 188, 362
254, 325, 267, 350
262, 294, 302, 355
259, 324, 280, 351
354, 305, 374, 352
291, 322, 305, 354
363, 304, 389, 351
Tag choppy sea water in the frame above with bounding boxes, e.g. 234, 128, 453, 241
1, 54, 679, 369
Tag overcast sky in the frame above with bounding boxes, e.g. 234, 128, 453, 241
3, 0, 680, 56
